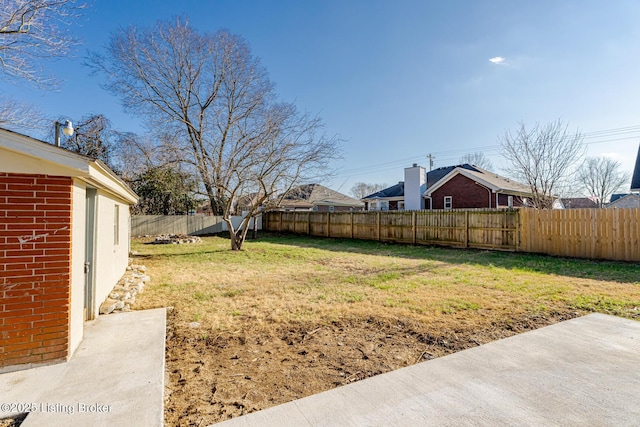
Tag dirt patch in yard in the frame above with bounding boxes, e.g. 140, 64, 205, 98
132, 235, 640, 426
164, 307, 581, 426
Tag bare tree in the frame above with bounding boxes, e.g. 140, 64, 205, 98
89, 18, 339, 250
577, 157, 630, 207
0, 95, 48, 130
59, 114, 117, 169
350, 182, 387, 199
500, 120, 585, 209
0, 0, 86, 86
0, 1, 86, 130
459, 152, 493, 170
113, 132, 200, 215
113, 132, 184, 182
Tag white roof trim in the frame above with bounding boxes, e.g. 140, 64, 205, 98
424, 167, 531, 197
0, 128, 138, 204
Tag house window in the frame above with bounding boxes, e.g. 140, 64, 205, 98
508, 195, 513, 208
398, 201, 405, 211
114, 205, 120, 245
444, 196, 452, 210
369, 201, 377, 211
313, 205, 318, 212
329, 205, 335, 212
380, 201, 389, 211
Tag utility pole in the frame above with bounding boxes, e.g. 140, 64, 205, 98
427, 153, 435, 171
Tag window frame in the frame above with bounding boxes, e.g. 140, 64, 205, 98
443, 196, 452, 210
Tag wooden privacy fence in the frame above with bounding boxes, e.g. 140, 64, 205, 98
520, 208, 640, 262
132, 215, 226, 236
263, 208, 640, 262
132, 215, 262, 236
263, 209, 519, 251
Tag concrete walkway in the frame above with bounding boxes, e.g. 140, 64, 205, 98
215, 313, 640, 427
0, 308, 166, 427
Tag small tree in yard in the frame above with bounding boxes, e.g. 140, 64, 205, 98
577, 157, 630, 207
89, 18, 339, 250
131, 166, 198, 215
500, 119, 585, 209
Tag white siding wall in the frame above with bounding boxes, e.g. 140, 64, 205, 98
91, 190, 131, 317
69, 180, 86, 357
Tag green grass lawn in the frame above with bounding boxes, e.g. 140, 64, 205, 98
133, 234, 640, 330
135, 234, 640, 425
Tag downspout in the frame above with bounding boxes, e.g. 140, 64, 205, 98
475, 182, 492, 208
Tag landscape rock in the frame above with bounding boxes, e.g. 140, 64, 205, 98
99, 299, 118, 315
98, 261, 149, 315
151, 234, 202, 244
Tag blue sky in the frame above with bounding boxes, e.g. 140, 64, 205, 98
4, 0, 640, 194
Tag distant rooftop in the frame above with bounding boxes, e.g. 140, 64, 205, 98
631, 145, 640, 191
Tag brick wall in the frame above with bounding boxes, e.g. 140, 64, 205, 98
430, 174, 526, 209
0, 173, 73, 370
431, 174, 492, 209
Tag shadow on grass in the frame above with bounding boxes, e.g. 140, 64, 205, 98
255, 233, 640, 285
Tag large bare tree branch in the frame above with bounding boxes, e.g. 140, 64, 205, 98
0, 0, 86, 87
0, 95, 48, 130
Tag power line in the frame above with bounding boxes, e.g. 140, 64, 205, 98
334, 124, 640, 180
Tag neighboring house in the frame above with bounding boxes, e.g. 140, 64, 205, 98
632, 144, 640, 192
361, 181, 405, 211
0, 128, 138, 372
609, 193, 628, 204
606, 193, 640, 209
278, 184, 364, 212
363, 163, 533, 210
557, 198, 599, 209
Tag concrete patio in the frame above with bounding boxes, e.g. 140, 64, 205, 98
0, 308, 166, 426
215, 313, 640, 427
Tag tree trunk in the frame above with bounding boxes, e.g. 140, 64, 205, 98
230, 231, 243, 250
225, 216, 251, 251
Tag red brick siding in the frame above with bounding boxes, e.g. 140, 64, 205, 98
497, 193, 526, 208
430, 174, 526, 209
430, 174, 491, 209
0, 173, 72, 369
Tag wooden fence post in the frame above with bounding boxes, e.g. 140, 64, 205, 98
515, 209, 520, 252
377, 211, 381, 241
326, 212, 330, 238
307, 212, 311, 235
279, 211, 283, 232
464, 210, 469, 248
412, 211, 416, 244
350, 212, 354, 239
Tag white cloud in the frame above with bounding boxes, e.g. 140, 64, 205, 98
489, 56, 506, 65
